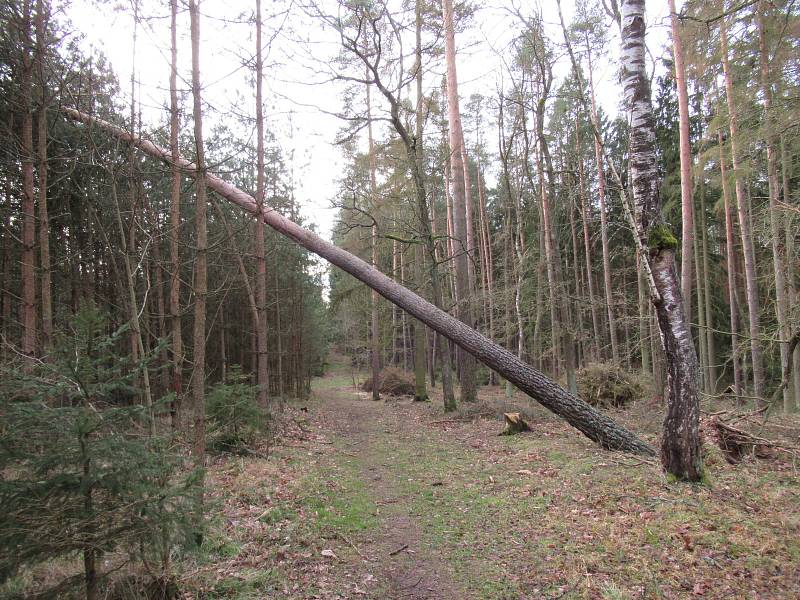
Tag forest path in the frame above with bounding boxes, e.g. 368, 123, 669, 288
306, 362, 464, 599
195, 357, 800, 599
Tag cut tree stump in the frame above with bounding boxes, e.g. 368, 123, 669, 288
500, 413, 531, 436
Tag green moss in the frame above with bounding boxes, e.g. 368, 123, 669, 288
647, 223, 678, 252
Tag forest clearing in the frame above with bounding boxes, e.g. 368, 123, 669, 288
1, 0, 800, 597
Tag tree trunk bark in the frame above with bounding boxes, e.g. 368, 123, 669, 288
365, 57, 381, 402
443, 0, 476, 403
717, 120, 743, 400
782, 136, 800, 409
587, 46, 619, 364
35, 0, 52, 353
254, 0, 270, 409
756, 4, 791, 411
720, 16, 765, 405
668, 0, 693, 326
20, 0, 37, 363
577, 127, 601, 361
620, 0, 702, 480
64, 108, 656, 456
189, 0, 207, 520
699, 181, 717, 393
168, 0, 183, 428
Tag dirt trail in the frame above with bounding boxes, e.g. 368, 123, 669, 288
310, 371, 462, 600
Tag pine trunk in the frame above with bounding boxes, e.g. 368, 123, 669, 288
366, 65, 381, 402
20, 0, 37, 362
254, 0, 270, 409
35, 0, 52, 352
169, 0, 183, 426
720, 16, 765, 405
587, 48, 619, 364
443, 0, 476, 403
668, 0, 694, 326
189, 0, 207, 517
756, 5, 791, 411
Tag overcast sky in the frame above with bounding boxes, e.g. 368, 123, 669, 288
66, 0, 673, 243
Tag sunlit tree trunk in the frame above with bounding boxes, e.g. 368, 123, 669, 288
720, 15, 765, 405
443, 0, 477, 402
476, 158, 497, 384
668, 0, 693, 326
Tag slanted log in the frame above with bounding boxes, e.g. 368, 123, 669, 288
62, 108, 655, 457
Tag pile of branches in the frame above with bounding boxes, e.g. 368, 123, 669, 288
701, 408, 799, 464
361, 367, 416, 397
576, 363, 645, 408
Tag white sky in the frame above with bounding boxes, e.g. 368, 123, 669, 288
64, 0, 673, 242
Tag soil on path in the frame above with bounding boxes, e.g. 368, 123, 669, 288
308, 370, 463, 600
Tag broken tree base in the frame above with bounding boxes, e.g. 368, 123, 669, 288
499, 413, 531, 436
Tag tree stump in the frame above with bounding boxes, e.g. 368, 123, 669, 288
500, 412, 530, 436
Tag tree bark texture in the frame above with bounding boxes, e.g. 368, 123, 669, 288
63, 108, 656, 456
720, 16, 765, 405
443, 0, 477, 403
255, 0, 270, 409
668, 0, 694, 326
620, 0, 702, 479
20, 0, 37, 362
366, 65, 381, 402
756, 4, 791, 411
189, 0, 207, 499
168, 0, 183, 425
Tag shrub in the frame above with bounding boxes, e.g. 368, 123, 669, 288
0, 305, 199, 599
576, 362, 645, 408
360, 367, 416, 396
206, 366, 266, 452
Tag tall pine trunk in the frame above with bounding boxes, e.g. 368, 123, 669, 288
756, 4, 791, 411
35, 0, 52, 352
366, 61, 381, 402
254, 0, 270, 409
168, 0, 183, 427
20, 0, 37, 363
587, 45, 619, 363
189, 0, 207, 525
720, 16, 765, 405
443, 0, 477, 403
668, 0, 693, 325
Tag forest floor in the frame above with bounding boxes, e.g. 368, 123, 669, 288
183, 356, 800, 599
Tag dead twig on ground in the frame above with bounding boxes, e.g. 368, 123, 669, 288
388, 543, 409, 556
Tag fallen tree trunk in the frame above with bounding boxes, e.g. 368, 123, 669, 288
62, 107, 654, 457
